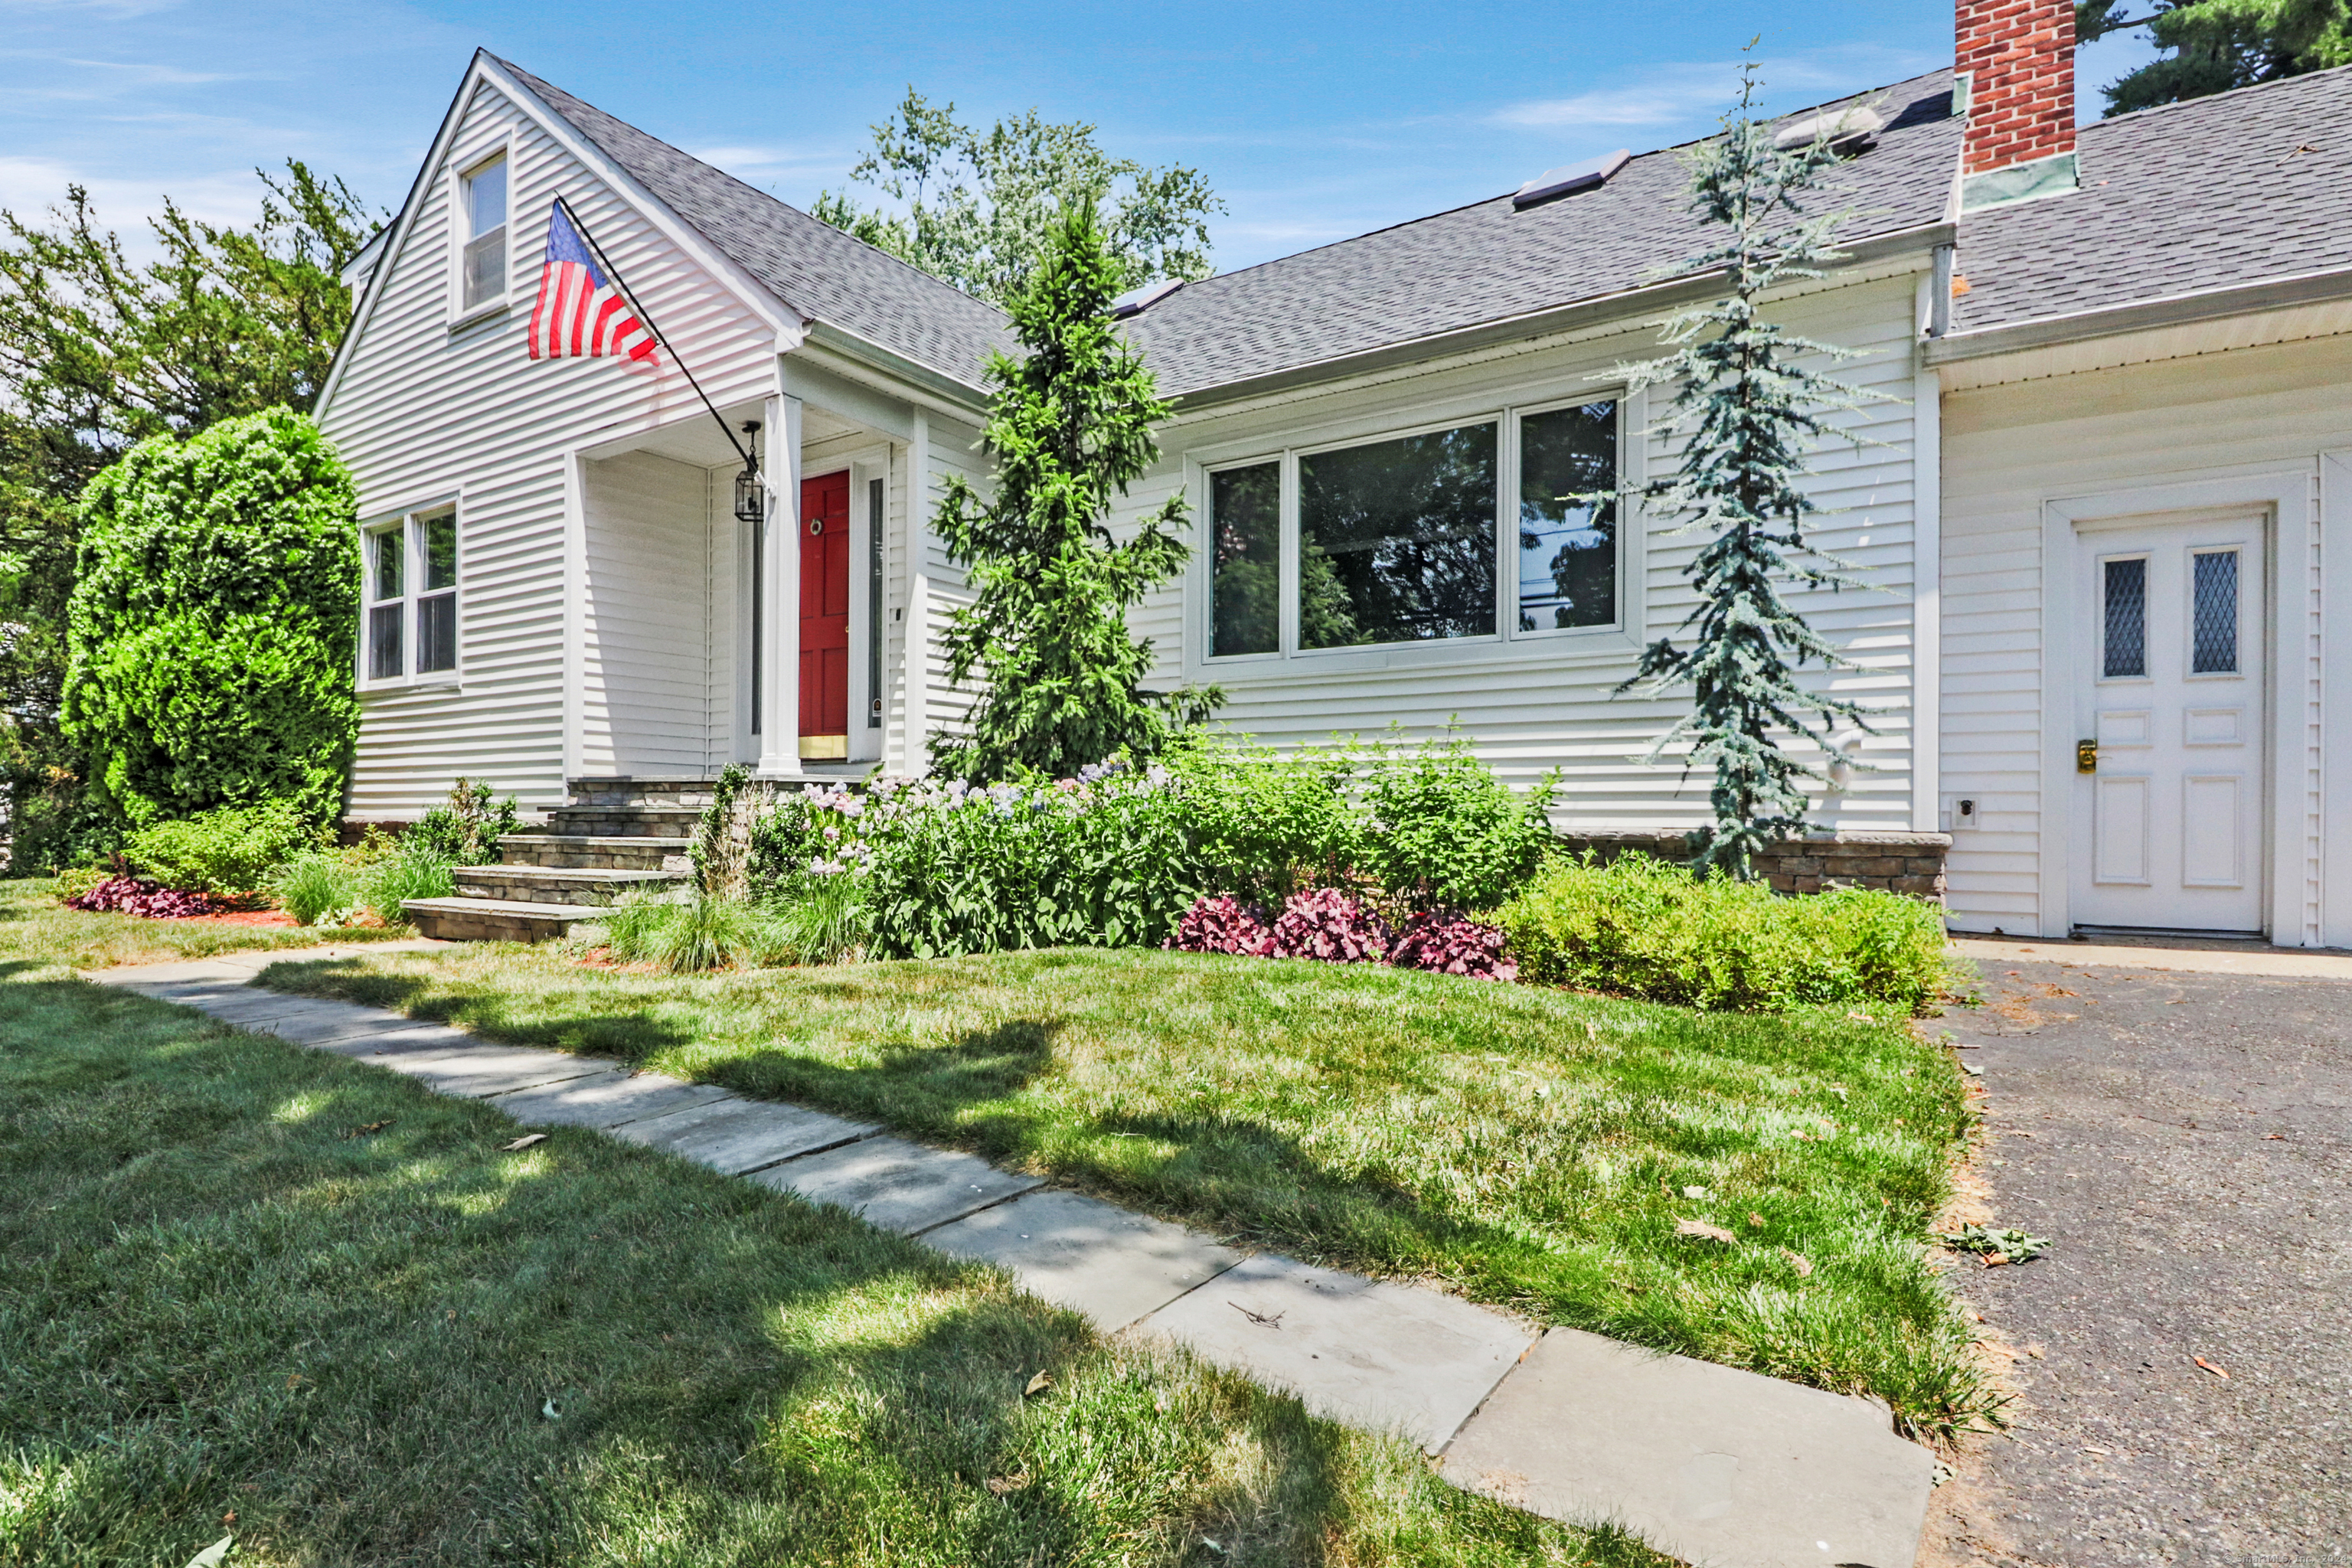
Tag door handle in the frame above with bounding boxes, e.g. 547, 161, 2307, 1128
2076, 740, 2097, 774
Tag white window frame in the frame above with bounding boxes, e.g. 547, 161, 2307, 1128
1186, 386, 1635, 682
359, 504, 462, 691
450, 143, 514, 326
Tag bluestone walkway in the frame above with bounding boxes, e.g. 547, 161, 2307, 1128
90, 944, 1937, 1568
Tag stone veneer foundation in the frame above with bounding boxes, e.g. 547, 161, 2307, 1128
1553, 828, 1952, 900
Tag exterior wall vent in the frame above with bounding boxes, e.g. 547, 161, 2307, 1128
1512, 149, 1630, 211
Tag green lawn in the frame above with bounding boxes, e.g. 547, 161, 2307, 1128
254, 939, 1988, 1441
2, 877, 413, 969
0, 946, 1655, 1566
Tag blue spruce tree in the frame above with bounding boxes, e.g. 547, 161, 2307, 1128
1616, 64, 1885, 879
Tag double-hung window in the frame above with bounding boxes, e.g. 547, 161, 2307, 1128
1206, 397, 1622, 662
458, 153, 508, 313
364, 508, 459, 684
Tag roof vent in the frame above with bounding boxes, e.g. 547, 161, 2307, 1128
1512, 149, 1630, 210
1772, 104, 1886, 153
1111, 278, 1184, 318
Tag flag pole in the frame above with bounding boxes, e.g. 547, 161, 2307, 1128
554, 194, 756, 475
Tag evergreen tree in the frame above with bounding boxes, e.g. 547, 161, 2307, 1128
1613, 65, 1880, 879
2078, 1, 2352, 115
930, 200, 1214, 782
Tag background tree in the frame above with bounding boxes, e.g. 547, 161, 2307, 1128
0, 162, 373, 867
1612, 65, 1879, 880
930, 200, 1214, 782
2077, 0, 2352, 113
64, 408, 360, 834
813, 90, 1221, 304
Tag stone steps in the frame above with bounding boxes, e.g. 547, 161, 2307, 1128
406, 778, 722, 941
401, 897, 614, 943
452, 864, 689, 907
499, 834, 694, 872
545, 805, 704, 838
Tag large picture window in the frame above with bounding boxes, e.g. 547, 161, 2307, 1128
1300, 423, 1497, 647
364, 508, 459, 684
1204, 398, 1619, 662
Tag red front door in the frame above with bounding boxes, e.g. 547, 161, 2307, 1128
799, 470, 851, 757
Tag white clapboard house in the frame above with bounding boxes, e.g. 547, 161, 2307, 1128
318, 0, 2352, 947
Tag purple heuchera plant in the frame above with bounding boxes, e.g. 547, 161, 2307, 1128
1165, 894, 1276, 956
67, 877, 215, 919
1387, 909, 1517, 982
1270, 887, 1391, 963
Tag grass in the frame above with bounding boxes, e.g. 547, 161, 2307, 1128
0, 877, 415, 969
256, 941, 1990, 1441
0, 959, 1660, 1566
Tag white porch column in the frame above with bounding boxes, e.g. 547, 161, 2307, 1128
897, 409, 931, 774
756, 391, 804, 776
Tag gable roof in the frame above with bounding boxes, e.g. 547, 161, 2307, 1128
490, 56, 1014, 393
1122, 71, 1964, 400
1949, 63, 2352, 335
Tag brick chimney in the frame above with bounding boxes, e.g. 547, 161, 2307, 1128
1955, 0, 2079, 210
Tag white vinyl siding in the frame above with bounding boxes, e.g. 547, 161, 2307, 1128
1939, 328, 2352, 943
322, 74, 780, 819
1125, 270, 1930, 832
578, 450, 716, 774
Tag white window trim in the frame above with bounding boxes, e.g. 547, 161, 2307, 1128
358, 502, 463, 693
449, 140, 515, 329
1182, 386, 1642, 685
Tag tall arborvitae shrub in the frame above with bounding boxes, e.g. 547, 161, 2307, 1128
62, 407, 359, 831
1615, 65, 1882, 878
930, 198, 1214, 782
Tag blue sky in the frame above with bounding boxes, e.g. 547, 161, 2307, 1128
4, 0, 2159, 273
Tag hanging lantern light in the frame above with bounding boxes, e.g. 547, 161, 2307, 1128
732, 420, 764, 524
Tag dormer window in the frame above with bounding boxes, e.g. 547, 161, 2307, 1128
459, 153, 508, 312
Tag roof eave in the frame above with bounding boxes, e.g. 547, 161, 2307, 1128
802, 319, 991, 416
1926, 263, 2352, 365
1165, 220, 1957, 413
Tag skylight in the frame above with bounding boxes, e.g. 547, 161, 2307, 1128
1512, 149, 1630, 211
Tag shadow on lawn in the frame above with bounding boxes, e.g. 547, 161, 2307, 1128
5, 972, 1436, 1566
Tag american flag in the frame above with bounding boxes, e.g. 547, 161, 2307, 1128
528, 203, 656, 364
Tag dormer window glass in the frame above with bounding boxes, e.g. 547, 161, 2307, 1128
459, 155, 508, 312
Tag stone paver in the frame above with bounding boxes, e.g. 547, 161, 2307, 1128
1442, 1326, 1936, 1568
752, 1133, 1041, 1234
487, 1069, 733, 1130
607, 1093, 875, 1174
1136, 1251, 1536, 1453
87, 945, 1937, 1567
925, 1187, 1244, 1331
364, 1043, 609, 1098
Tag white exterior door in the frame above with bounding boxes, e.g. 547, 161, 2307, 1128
2069, 513, 2267, 933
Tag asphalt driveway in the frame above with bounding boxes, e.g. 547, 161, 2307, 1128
1923, 946, 2352, 1566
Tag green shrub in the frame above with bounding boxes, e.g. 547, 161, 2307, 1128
1161, 736, 1362, 903
122, 802, 312, 894
599, 890, 761, 973
1355, 737, 1557, 911
761, 874, 870, 964
1498, 853, 1951, 1014
272, 852, 359, 926
852, 773, 1203, 959
52, 866, 110, 904
405, 778, 520, 864
62, 408, 359, 832
358, 849, 452, 927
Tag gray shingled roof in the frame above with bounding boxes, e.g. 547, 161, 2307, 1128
493, 55, 1014, 390
1951, 63, 2352, 333
1124, 71, 1963, 397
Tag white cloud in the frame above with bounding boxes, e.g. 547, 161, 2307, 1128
0, 154, 271, 250
1491, 45, 1939, 132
